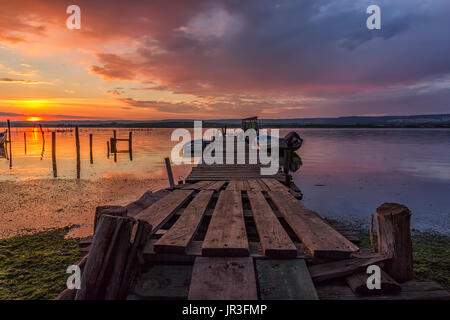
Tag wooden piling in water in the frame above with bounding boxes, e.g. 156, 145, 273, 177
7, 119, 12, 168
165, 157, 175, 188
24, 132, 27, 155
52, 131, 57, 178
129, 131, 133, 161
89, 133, 93, 164
75, 126, 80, 179
113, 130, 117, 162
107, 141, 110, 159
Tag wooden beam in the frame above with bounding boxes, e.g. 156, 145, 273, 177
309, 253, 390, 282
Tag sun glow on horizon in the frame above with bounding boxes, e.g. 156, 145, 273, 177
26, 117, 42, 122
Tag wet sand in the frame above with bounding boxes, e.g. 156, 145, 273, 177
0, 176, 168, 239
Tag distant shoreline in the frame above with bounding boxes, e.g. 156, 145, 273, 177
2, 123, 450, 129
2, 113, 450, 128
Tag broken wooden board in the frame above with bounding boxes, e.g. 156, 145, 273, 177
256, 259, 318, 300
309, 253, 390, 282
247, 191, 297, 257
202, 191, 249, 257
135, 189, 193, 232
188, 257, 257, 300
268, 190, 359, 259
316, 279, 450, 300
154, 190, 214, 254
131, 265, 193, 299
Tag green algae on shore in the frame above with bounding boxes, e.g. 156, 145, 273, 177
0, 227, 82, 300
357, 231, 450, 290
0, 225, 448, 300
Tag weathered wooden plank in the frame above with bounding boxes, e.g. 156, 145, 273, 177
182, 180, 214, 190
132, 265, 193, 299
268, 190, 359, 259
226, 180, 239, 190
205, 181, 226, 191
346, 269, 401, 295
309, 253, 390, 282
154, 190, 214, 253
188, 257, 257, 300
202, 191, 249, 256
247, 179, 262, 191
317, 280, 450, 300
247, 191, 297, 257
256, 259, 318, 300
126, 189, 171, 217
135, 189, 193, 232
256, 179, 270, 191
262, 178, 288, 191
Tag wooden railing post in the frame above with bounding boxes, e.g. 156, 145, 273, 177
165, 157, 175, 188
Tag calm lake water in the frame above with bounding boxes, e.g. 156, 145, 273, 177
1, 127, 450, 234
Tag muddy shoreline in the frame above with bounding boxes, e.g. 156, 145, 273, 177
0, 177, 168, 239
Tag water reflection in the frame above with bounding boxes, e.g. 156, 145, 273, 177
1, 127, 450, 233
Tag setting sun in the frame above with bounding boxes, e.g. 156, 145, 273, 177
26, 117, 42, 122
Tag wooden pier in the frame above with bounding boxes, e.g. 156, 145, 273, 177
57, 159, 450, 300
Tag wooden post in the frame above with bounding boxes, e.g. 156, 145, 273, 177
94, 205, 127, 233
129, 131, 133, 161
165, 157, 175, 188
370, 214, 376, 252
107, 141, 110, 159
7, 119, 12, 168
52, 132, 57, 178
376, 203, 413, 283
75, 126, 80, 179
24, 132, 27, 155
113, 130, 117, 162
89, 133, 93, 164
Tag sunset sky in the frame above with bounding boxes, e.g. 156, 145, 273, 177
1, 0, 450, 121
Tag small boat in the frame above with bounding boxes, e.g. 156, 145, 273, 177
254, 131, 303, 153
182, 139, 212, 158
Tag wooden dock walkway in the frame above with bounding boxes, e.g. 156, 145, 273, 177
58, 163, 450, 301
